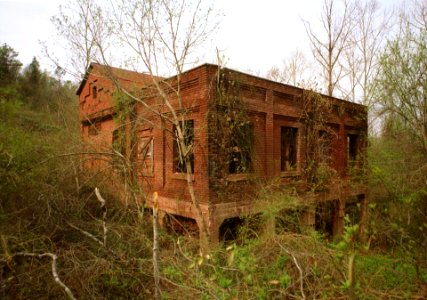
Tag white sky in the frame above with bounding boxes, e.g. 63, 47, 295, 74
0, 0, 402, 80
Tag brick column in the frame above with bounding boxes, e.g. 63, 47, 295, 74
339, 124, 346, 177
333, 199, 345, 236
197, 215, 222, 252
265, 90, 275, 177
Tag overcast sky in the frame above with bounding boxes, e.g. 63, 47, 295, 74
0, 0, 402, 79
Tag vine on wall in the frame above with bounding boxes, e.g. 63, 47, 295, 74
300, 89, 337, 192
208, 69, 254, 185
111, 91, 146, 211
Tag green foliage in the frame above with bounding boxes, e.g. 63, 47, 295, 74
375, 4, 427, 155
357, 253, 424, 293
368, 135, 427, 275
0, 43, 22, 87
19, 57, 45, 108
369, 8, 427, 267
0, 102, 47, 198
163, 266, 183, 282
112, 91, 136, 125
300, 89, 337, 190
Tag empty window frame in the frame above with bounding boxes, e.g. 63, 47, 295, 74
92, 85, 97, 99
347, 134, 358, 165
281, 127, 298, 171
229, 123, 253, 174
173, 120, 194, 173
139, 137, 154, 175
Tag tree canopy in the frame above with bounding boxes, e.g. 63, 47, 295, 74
375, 1, 427, 155
0, 43, 22, 87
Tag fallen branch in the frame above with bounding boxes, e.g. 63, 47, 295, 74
66, 220, 104, 248
95, 187, 108, 247
276, 241, 306, 300
14, 252, 76, 300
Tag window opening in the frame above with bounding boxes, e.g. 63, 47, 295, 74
139, 137, 154, 175
229, 123, 253, 174
347, 134, 358, 165
345, 198, 361, 225
281, 127, 298, 171
173, 120, 194, 173
92, 85, 97, 99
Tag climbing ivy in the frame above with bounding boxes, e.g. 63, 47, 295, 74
208, 69, 254, 180
300, 89, 337, 191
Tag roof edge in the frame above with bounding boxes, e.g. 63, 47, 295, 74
76, 62, 366, 109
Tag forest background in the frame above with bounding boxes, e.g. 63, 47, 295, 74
0, 0, 426, 299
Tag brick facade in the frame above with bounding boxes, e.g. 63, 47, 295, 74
77, 63, 368, 243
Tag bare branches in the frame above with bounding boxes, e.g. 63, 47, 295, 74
48, 0, 113, 79
66, 220, 105, 248
66, 187, 109, 249
110, 0, 215, 78
54, 0, 215, 245
303, 0, 355, 97
13, 252, 76, 300
106, 0, 214, 243
340, 0, 391, 105
277, 243, 306, 300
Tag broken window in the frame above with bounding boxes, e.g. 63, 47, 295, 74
138, 137, 154, 175
345, 197, 362, 225
173, 120, 194, 173
281, 127, 298, 171
347, 134, 358, 165
229, 123, 253, 174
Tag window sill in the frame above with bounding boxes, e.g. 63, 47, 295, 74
172, 172, 194, 181
226, 173, 249, 182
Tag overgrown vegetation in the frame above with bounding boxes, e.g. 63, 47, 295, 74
209, 69, 255, 181
300, 88, 338, 191
1, 0, 427, 297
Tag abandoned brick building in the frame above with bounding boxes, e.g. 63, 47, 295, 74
77, 63, 368, 244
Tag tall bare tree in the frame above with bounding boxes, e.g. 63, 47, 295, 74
53, 0, 217, 243
48, 0, 113, 79
340, 0, 391, 105
303, 0, 354, 97
106, 0, 215, 243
